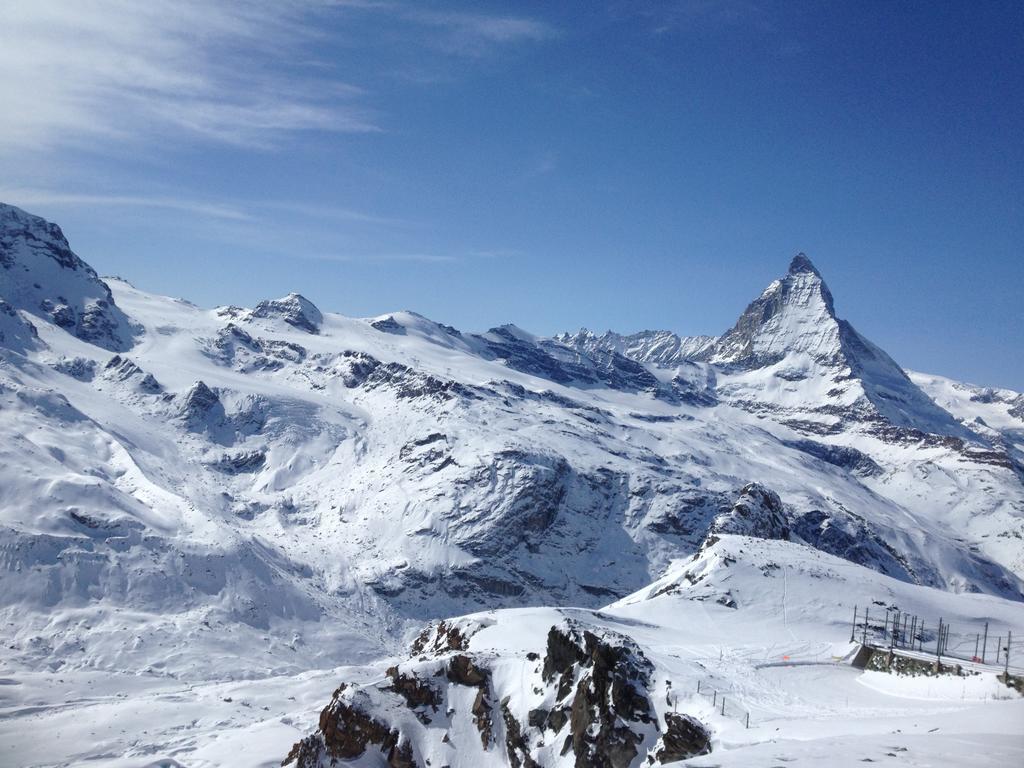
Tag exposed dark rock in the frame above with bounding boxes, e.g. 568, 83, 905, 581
251, 293, 322, 334
710, 483, 790, 540
283, 698, 409, 767
211, 451, 266, 474
371, 315, 405, 334
103, 354, 162, 392
471, 686, 493, 747
447, 654, 489, 687
410, 619, 476, 657
502, 697, 539, 768
542, 624, 658, 768
52, 356, 96, 381
385, 666, 440, 720
782, 438, 882, 476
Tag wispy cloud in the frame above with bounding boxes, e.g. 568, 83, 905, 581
403, 9, 558, 56
0, 1, 376, 154
302, 251, 459, 264
0, 188, 253, 221
0, 2, 558, 156
0, 187, 412, 228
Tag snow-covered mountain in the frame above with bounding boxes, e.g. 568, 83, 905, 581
1, 202, 1023, 766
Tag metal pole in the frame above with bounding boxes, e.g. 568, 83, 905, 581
937, 619, 943, 661
721, 697, 726, 716
713, 690, 717, 707
745, 712, 750, 729
910, 616, 917, 649
974, 633, 980, 661
996, 636, 1002, 664
697, 680, 701, 694
982, 622, 988, 664
850, 605, 857, 643
919, 622, 924, 651
863, 607, 869, 645
1005, 631, 1012, 678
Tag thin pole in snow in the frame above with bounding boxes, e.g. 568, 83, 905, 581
850, 605, 857, 643
721, 697, 726, 716
1005, 631, 1012, 678
863, 607, 869, 645
982, 622, 989, 664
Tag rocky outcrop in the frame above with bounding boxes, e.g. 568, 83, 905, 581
283, 693, 415, 768
0, 203, 136, 351
284, 619, 708, 768
102, 354, 161, 392
250, 293, 322, 334
655, 713, 712, 762
209, 323, 307, 372
0, 298, 39, 353
710, 483, 790, 541
409, 618, 481, 657
179, 380, 225, 433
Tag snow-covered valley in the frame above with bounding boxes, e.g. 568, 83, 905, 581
1, 202, 1022, 766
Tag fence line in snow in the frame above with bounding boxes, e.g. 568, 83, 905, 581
849, 603, 1023, 675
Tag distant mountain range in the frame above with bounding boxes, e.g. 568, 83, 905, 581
1, 200, 1022, 683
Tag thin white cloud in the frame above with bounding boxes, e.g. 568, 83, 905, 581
0, 0, 376, 154
303, 251, 459, 264
0, 187, 413, 228
0, 189, 253, 221
403, 9, 558, 56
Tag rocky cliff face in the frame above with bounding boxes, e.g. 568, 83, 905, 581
0, 203, 135, 351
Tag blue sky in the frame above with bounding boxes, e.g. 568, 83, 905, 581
1, 1, 1021, 388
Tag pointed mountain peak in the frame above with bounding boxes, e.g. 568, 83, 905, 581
250, 292, 322, 334
710, 254, 838, 367
788, 252, 821, 277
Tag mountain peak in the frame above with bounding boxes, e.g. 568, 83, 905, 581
250, 293, 322, 334
0, 202, 135, 351
788, 252, 821, 276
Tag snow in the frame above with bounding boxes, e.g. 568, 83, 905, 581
1, 204, 1023, 765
